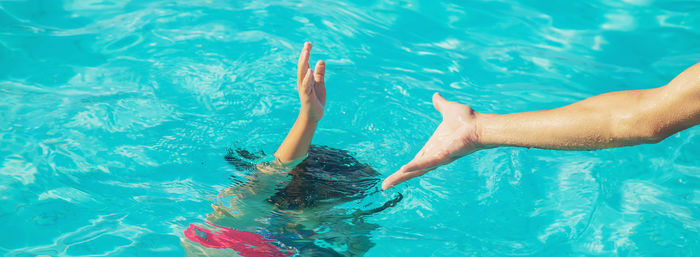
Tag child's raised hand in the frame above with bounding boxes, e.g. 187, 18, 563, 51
296, 42, 326, 123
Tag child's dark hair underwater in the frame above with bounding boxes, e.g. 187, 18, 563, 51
226, 144, 402, 211
222, 145, 403, 256
183, 42, 402, 256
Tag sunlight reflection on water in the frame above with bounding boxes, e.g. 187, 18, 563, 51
1, 0, 699, 256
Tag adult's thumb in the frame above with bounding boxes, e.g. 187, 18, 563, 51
432, 92, 449, 114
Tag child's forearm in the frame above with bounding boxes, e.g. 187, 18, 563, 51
274, 114, 318, 164
272, 42, 326, 166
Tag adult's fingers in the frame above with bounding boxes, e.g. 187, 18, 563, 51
381, 166, 430, 190
381, 155, 442, 190
400, 154, 443, 174
381, 148, 457, 189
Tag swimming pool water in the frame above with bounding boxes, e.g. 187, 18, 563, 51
1, 0, 699, 256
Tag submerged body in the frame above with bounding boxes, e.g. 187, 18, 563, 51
181, 42, 401, 256
182, 145, 402, 256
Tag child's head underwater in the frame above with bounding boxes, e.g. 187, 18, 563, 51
226, 145, 384, 210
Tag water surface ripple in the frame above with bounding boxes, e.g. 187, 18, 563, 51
1, 0, 699, 256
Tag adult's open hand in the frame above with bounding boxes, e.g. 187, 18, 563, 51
381, 93, 484, 190
382, 62, 700, 190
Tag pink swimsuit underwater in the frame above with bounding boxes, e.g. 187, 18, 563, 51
184, 221, 296, 257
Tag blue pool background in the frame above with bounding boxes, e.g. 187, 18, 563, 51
1, 0, 699, 256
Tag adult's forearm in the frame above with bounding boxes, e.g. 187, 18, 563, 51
477, 63, 700, 150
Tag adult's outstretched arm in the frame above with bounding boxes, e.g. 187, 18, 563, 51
382, 62, 700, 190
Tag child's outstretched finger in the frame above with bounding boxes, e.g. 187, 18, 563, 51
314, 60, 325, 85
314, 60, 326, 106
297, 42, 311, 66
301, 68, 314, 97
297, 42, 312, 85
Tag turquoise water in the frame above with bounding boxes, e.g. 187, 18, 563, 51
1, 0, 700, 256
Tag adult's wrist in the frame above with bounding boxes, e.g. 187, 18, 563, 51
474, 113, 502, 149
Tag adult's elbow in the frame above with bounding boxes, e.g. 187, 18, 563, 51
638, 123, 671, 144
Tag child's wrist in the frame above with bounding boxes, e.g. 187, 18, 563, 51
297, 112, 320, 124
